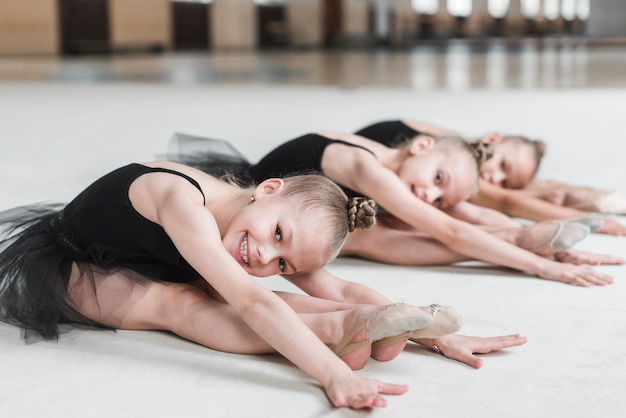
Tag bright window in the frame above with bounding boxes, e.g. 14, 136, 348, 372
561, 0, 576, 20
543, 0, 559, 20
521, 0, 540, 18
489, 0, 510, 18
577, 0, 590, 20
411, 0, 439, 15
448, 0, 472, 17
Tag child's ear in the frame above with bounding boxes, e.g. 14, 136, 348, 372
254, 178, 285, 198
409, 135, 435, 155
480, 132, 503, 144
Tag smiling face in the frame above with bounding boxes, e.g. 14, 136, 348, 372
221, 193, 331, 277
397, 143, 478, 209
480, 139, 538, 189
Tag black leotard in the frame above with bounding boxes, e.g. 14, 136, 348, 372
354, 120, 422, 147
61, 163, 206, 283
0, 163, 208, 339
249, 133, 375, 199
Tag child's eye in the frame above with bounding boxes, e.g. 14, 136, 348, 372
278, 258, 285, 273
435, 172, 443, 184
275, 226, 282, 241
434, 197, 442, 208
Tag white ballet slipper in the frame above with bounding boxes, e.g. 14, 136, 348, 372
568, 217, 604, 233
333, 303, 434, 357
548, 221, 591, 253
372, 304, 463, 351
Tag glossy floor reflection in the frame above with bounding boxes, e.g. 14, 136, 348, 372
1, 38, 626, 88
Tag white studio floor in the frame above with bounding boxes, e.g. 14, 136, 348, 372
0, 83, 625, 418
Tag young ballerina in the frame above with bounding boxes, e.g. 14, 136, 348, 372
1, 161, 472, 409
355, 120, 626, 236
166, 132, 618, 285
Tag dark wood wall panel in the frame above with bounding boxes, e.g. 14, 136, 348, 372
58, 0, 110, 54
172, 2, 210, 50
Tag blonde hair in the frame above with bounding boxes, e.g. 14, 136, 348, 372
501, 135, 546, 176
281, 175, 377, 261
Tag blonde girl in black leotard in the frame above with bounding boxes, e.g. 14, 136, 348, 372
356, 119, 626, 236
1, 161, 478, 410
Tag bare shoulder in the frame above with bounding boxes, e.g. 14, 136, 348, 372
316, 131, 389, 155
128, 162, 226, 222
402, 120, 455, 137
141, 161, 223, 194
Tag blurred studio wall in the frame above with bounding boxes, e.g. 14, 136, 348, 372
1, 0, 625, 57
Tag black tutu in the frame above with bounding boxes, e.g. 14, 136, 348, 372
0, 204, 111, 342
161, 132, 255, 185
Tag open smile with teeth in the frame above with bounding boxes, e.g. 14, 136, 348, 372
240, 233, 249, 264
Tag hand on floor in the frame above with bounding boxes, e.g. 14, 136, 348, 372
554, 248, 626, 265
412, 333, 527, 369
597, 218, 626, 236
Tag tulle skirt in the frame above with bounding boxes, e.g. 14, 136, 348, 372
0, 204, 112, 341
161, 132, 255, 185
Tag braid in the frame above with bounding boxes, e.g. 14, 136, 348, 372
347, 197, 377, 232
468, 141, 494, 168
532, 139, 546, 160
279, 174, 377, 261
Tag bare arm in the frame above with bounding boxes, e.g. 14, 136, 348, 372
472, 181, 626, 236
154, 185, 403, 408
471, 180, 589, 220
321, 139, 612, 286
444, 200, 520, 228
286, 268, 393, 306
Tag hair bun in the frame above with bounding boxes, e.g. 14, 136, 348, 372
470, 141, 493, 166
533, 140, 546, 159
347, 197, 377, 232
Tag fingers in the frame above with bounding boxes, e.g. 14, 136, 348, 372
599, 219, 626, 236
572, 270, 613, 286
329, 380, 408, 410
377, 382, 409, 396
495, 334, 528, 348
350, 395, 387, 409
468, 355, 484, 369
333, 393, 386, 409
557, 266, 613, 287
556, 250, 625, 265
441, 347, 484, 368
598, 255, 626, 265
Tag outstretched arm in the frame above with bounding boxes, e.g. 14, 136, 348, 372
286, 268, 393, 306
155, 187, 405, 408
472, 181, 626, 236
320, 138, 612, 286
471, 180, 588, 220
444, 200, 520, 228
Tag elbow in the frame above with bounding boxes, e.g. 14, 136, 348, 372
440, 223, 475, 252
231, 289, 276, 326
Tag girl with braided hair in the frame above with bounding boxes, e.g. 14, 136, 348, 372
356, 119, 626, 236
164, 127, 619, 367
168, 131, 620, 278
1, 160, 472, 410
